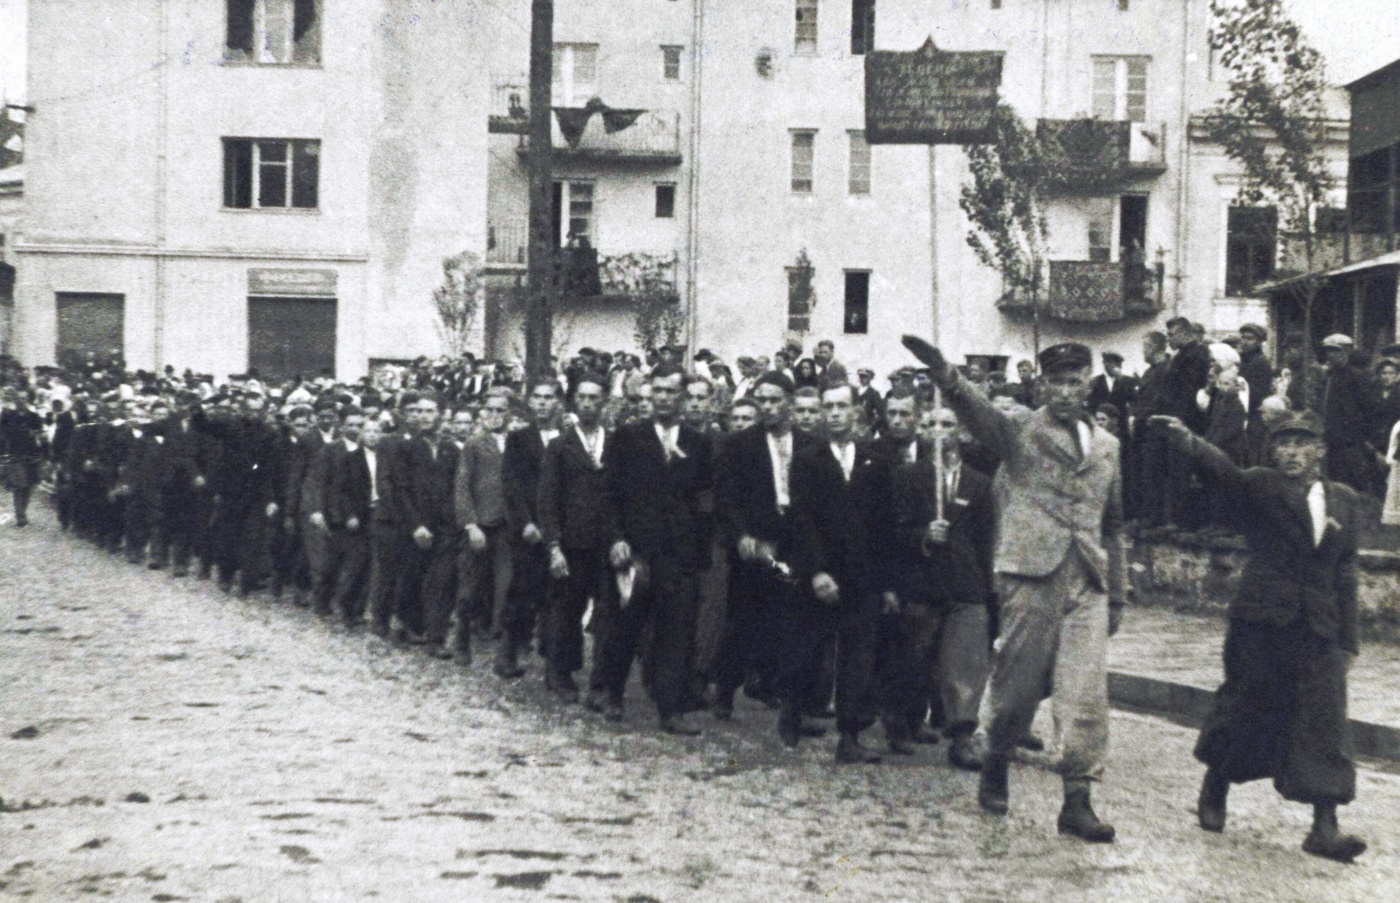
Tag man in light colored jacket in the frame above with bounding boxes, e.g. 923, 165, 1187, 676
902, 336, 1127, 844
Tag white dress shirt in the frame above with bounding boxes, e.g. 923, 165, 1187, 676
576, 425, 606, 468
1308, 481, 1326, 547
655, 423, 683, 461
830, 440, 855, 482
767, 430, 794, 509
363, 445, 379, 504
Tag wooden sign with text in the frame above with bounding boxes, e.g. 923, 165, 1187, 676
864, 38, 1003, 145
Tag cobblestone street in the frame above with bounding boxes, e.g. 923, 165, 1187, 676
3, 507, 1400, 902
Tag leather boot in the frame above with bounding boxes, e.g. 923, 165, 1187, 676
1303, 803, 1366, 863
778, 705, 802, 748
1057, 786, 1115, 843
978, 755, 1010, 815
1197, 769, 1228, 833
493, 635, 525, 679
834, 731, 882, 765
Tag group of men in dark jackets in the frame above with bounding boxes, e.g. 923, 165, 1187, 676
0, 325, 1370, 862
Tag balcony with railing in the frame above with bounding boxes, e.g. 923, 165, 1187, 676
999, 259, 1163, 323
1037, 119, 1167, 193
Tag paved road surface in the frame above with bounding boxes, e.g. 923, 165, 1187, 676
3, 508, 1398, 902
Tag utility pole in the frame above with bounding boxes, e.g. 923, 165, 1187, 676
524, 0, 555, 378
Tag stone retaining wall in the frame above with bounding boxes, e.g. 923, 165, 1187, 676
1131, 536, 1400, 644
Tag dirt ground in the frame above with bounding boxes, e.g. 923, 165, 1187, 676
3, 507, 1399, 902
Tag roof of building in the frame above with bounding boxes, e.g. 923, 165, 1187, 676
1346, 57, 1400, 93
1259, 247, 1400, 294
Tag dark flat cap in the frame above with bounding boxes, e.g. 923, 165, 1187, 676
1269, 410, 1323, 440
1240, 323, 1268, 341
1378, 344, 1400, 359
1101, 351, 1124, 365
752, 370, 796, 396
1039, 342, 1093, 374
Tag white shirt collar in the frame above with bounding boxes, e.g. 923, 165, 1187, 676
1308, 481, 1327, 547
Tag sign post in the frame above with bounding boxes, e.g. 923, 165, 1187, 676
865, 38, 1002, 533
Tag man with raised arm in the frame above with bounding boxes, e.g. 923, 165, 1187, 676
1152, 410, 1366, 864
901, 336, 1127, 844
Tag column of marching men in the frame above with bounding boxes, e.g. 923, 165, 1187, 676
0, 327, 1371, 862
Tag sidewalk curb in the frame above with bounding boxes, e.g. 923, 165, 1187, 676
1108, 671, 1400, 762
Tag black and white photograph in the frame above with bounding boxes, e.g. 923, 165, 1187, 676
2, 1, 1400, 899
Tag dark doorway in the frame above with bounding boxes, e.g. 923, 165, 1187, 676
248, 296, 337, 383
1119, 195, 1148, 259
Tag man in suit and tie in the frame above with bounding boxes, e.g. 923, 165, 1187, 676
539, 372, 614, 703
903, 336, 1127, 844
887, 405, 996, 769
784, 383, 883, 763
270, 405, 316, 605
419, 406, 467, 655
497, 380, 563, 677
299, 397, 339, 608
452, 388, 514, 664
374, 393, 450, 643
592, 363, 714, 734
1154, 410, 1367, 864
313, 407, 377, 626
712, 371, 821, 719
160, 395, 215, 577
1086, 352, 1137, 442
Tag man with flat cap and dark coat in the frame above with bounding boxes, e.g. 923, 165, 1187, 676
901, 335, 1127, 844
1152, 409, 1367, 864
1087, 352, 1137, 441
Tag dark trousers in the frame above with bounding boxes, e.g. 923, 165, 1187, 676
834, 591, 882, 734
161, 490, 202, 570
327, 526, 372, 622
711, 560, 783, 701
303, 523, 333, 606
878, 602, 991, 737
548, 544, 608, 677
503, 537, 549, 647
10, 485, 33, 524
773, 593, 837, 717
453, 524, 512, 646
386, 528, 456, 637
1195, 618, 1355, 806
211, 497, 272, 588
270, 519, 308, 596
123, 493, 156, 564
590, 555, 698, 719
367, 520, 399, 630
420, 533, 460, 644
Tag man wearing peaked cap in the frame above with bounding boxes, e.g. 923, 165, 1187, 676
1318, 333, 1372, 492
1151, 406, 1367, 863
900, 335, 1126, 843
1087, 350, 1137, 443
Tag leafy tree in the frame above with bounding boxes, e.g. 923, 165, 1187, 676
1205, 0, 1336, 401
959, 104, 1054, 359
432, 251, 484, 358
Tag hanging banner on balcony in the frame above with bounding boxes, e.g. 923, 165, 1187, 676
864, 38, 1003, 145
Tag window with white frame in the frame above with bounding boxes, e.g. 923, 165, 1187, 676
1092, 56, 1148, 122
558, 180, 596, 243
796, 0, 819, 54
791, 131, 816, 193
662, 45, 683, 81
223, 138, 320, 210
552, 43, 599, 105
225, 0, 321, 64
848, 131, 871, 195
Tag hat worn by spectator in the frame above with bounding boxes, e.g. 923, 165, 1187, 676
1269, 410, 1323, 441
1101, 352, 1124, 365
752, 370, 796, 396
1038, 342, 1092, 375
1320, 334, 1354, 349
1240, 323, 1268, 341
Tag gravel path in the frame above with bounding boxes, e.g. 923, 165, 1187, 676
3, 507, 1399, 902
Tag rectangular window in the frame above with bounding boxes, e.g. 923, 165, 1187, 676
553, 180, 595, 243
791, 130, 816, 194
991, 0, 1002, 8
662, 45, 683, 80
848, 131, 871, 195
225, 0, 320, 64
1092, 56, 1148, 122
851, 0, 875, 55
843, 271, 870, 334
1225, 206, 1277, 296
223, 138, 320, 210
655, 183, 676, 219
796, 0, 819, 54
553, 43, 599, 105
1119, 0, 1130, 9
787, 266, 814, 333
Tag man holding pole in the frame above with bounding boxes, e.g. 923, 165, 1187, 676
901, 335, 1127, 843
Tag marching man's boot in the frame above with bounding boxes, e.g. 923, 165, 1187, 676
1303, 803, 1366, 864
978, 755, 1010, 815
1197, 768, 1228, 833
1057, 781, 1115, 843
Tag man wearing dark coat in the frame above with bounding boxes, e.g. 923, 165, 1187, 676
1319, 334, 1374, 494
1237, 323, 1274, 465
593, 363, 714, 734
1086, 352, 1137, 441
1, 389, 45, 528
1155, 410, 1367, 864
